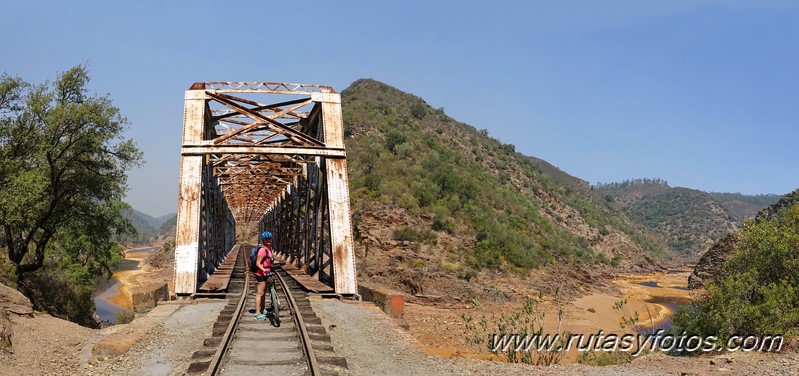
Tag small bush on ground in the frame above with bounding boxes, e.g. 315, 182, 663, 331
462, 293, 568, 365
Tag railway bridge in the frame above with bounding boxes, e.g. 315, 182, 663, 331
172, 81, 357, 299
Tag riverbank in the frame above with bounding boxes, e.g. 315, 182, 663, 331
403, 267, 694, 363
93, 246, 163, 323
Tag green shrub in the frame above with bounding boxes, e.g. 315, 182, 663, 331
440, 261, 458, 272
0, 248, 17, 287
363, 174, 381, 192
432, 214, 456, 234
411, 258, 428, 269
462, 269, 477, 281
672, 204, 799, 343
463, 295, 567, 365
385, 126, 409, 153
394, 142, 414, 159
410, 102, 427, 119
393, 227, 437, 244
576, 351, 633, 366
412, 179, 439, 207
398, 193, 419, 210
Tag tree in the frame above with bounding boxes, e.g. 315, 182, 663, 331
0, 65, 141, 289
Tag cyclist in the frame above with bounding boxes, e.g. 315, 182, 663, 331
254, 231, 275, 321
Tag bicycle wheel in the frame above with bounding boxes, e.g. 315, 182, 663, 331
270, 285, 280, 326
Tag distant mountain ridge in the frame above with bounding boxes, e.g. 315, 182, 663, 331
595, 179, 780, 259
119, 209, 175, 246
707, 192, 781, 221
154, 214, 177, 241
156, 213, 177, 225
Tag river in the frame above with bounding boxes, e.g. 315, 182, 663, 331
92, 247, 157, 324
571, 266, 694, 336
613, 266, 695, 330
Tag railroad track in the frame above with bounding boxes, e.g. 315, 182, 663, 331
188, 246, 347, 375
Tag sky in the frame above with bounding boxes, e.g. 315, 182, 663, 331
2, 0, 797, 217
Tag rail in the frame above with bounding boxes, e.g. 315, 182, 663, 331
201, 247, 321, 375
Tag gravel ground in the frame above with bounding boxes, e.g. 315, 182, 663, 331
83, 300, 227, 376
310, 296, 586, 375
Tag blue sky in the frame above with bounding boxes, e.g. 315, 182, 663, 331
2, 1, 797, 217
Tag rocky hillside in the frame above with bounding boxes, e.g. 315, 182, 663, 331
152, 214, 177, 243
595, 179, 740, 259
343, 79, 670, 300
689, 188, 799, 288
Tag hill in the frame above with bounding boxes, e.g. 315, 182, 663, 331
117, 209, 176, 247
151, 214, 177, 244
156, 213, 177, 225
707, 192, 780, 221
595, 180, 782, 259
594, 179, 738, 259
342, 79, 670, 300
117, 208, 158, 245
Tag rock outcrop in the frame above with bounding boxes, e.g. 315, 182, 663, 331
754, 188, 799, 222
0, 284, 34, 352
688, 232, 740, 289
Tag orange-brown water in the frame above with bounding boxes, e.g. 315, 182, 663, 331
92, 247, 155, 323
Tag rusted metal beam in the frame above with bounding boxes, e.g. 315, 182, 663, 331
211, 96, 310, 121
181, 145, 345, 157
210, 95, 313, 144
206, 92, 322, 147
210, 153, 308, 166
202, 81, 336, 94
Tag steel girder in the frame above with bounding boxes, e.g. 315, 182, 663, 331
174, 82, 356, 298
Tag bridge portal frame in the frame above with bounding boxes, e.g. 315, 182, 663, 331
173, 82, 357, 298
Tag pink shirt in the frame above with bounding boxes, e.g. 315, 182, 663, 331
255, 246, 274, 277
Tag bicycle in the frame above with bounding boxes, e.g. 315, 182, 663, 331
264, 271, 280, 327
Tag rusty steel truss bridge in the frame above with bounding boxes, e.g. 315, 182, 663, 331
173, 81, 356, 298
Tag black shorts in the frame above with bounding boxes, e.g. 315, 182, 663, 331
255, 275, 267, 283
